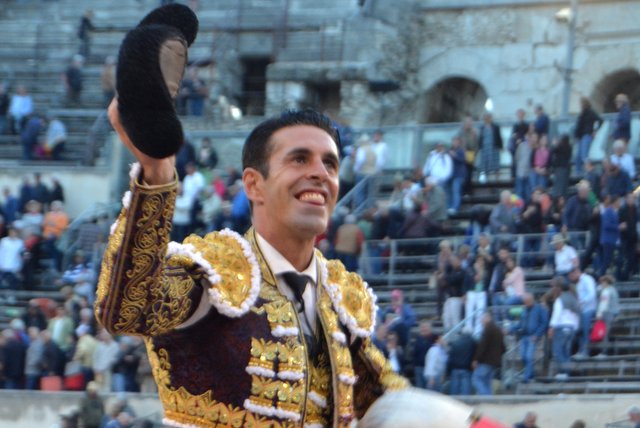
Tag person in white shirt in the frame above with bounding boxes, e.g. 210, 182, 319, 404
0, 226, 25, 289
371, 129, 388, 174
610, 139, 635, 179
8, 84, 34, 134
548, 277, 580, 377
181, 161, 205, 204
424, 335, 448, 392
422, 142, 453, 185
569, 267, 598, 357
552, 234, 578, 275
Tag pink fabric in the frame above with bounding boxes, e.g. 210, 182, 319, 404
533, 148, 550, 168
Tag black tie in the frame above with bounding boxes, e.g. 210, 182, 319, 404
281, 271, 318, 360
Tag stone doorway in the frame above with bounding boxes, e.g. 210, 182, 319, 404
421, 77, 488, 123
591, 68, 640, 113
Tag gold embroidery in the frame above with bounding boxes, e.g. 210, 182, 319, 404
277, 341, 305, 374
249, 338, 278, 372
326, 259, 376, 334
263, 300, 297, 331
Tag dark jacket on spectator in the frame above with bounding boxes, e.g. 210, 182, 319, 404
574, 107, 601, 139
474, 321, 505, 368
447, 332, 476, 372
412, 333, 436, 367
563, 195, 592, 231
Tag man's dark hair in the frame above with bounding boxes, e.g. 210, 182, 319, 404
242, 109, 340, 178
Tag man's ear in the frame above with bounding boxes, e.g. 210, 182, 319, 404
243, 168, 265, 205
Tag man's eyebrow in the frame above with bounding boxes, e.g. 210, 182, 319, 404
285, 147, 312, 158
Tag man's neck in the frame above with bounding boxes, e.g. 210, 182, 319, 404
257, 228, 315, 272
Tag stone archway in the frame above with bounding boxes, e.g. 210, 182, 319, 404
591, 68, 640, 113
421, 77, 488, 123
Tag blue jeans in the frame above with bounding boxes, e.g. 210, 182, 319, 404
552, 327, 576, 374
529, 171, 547, 191
576, 134, 593, 174
413, 366, 426, 389
515, 176, 530, 202
449, 368, 471, 395
472, 363, 495, 395
520, 336, 537, 381
579, 309, 596, 354
447, 177, 464, 211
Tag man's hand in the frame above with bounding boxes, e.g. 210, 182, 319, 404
108, 98, 175, 185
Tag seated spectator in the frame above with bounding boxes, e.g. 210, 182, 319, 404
22, 300, 48, 331
422, 142, 452, 186
382, 289, 416, 348
0, 226, 25, 289
41, 116, 68, 160
8, 84, 33, 134
514, 411, 539, 428
385, 331, 404, 375
603, 162, 632, 198
598, 194, 621, 277
500, 257, 526, 305
610, 139, 635, 180
20, 114, 45, 161
551, 234, 578, 276
490, 190, 518, 235
465, 257, 488, 338
423, 335, 447, 392
423, 178, 447, 228
60, 251, 96, 304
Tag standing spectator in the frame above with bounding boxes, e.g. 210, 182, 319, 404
423, 177, 448, 228
0, 83, 9, 135
465, 258, 488, 338
48, 305, 75, 353
196, 137, 218, 170
60, 251, 96, 305
50, 177, 65, 204
458, 115, 478, 191
353, 134, 377, 208
617, 192, 638, 280
40, 329, 66, 380
20, 114, 44, 161
562, 180, 593, 250
112, 337, 142, 392
550, 134, 572, 198
569, 267, 597, 358
533, 105, 549, 137
627, 406, 640, 428
8, 84, 34, 134
447, 330, 476, 395
171, 184, 192, 242
42, 116, 68, 160
422, 142, 452, 186
73, 324, 98, 387
548, 276, 580, 378
78, 381, 105, 428
42, 201, 69, 270
489, 190, 518, 235
583, 159, 601, 200
472, 312, 505, 395
447, 136, 466, 214
63, 55, 84, 106
22, 301, 48, 331
519, 188, 544, 267
199, 187, 222, 232
333, 214, 364, 272
382, 289, 416, 348
574, 97, 601, 174
371, 129, 388, 174
92, 329, 120, 393
411, 320, 436, 389
0, 226, 25, 289
610, 139, 636, 180
510, 108, 529, 180
24, 326, 45, 390
596, 275, 619, 356
598, 194, 620, 277
611, 93, 631, 144
2, 187, 19, 224
178, 66, 207, 116
100, 56, 116, 108
77, 10, 95, 58
478, 113, 503, 182
529, 134, 550, 190
552, 233, 578, 276
514, 131, 534, 202
338, 146, 356, 199
2, 328, 27, 389
423, 335, 448, 392
32, 172, 50, 206
513, 293, 548, 383
442, 255, 469, 332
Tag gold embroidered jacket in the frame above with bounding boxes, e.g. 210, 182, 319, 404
95, 167, 408, 428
